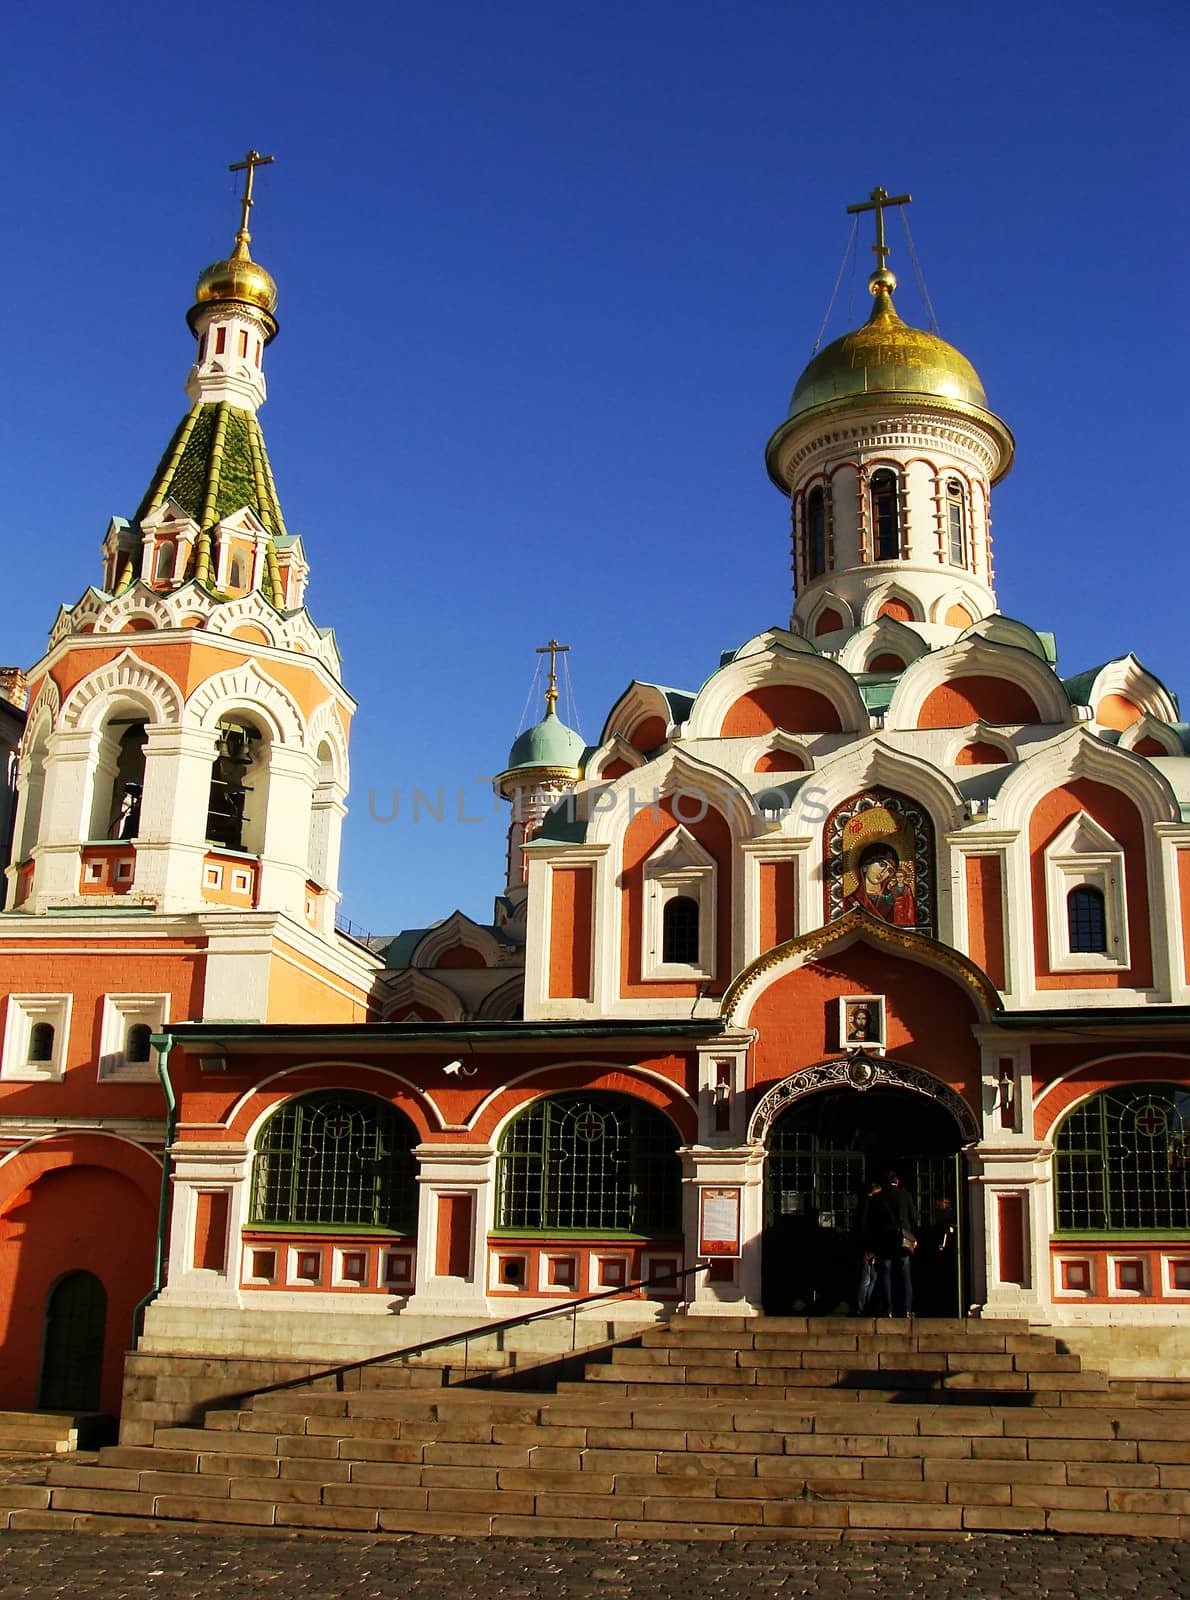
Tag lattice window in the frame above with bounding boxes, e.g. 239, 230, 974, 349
496, 1094, 682, 1234
1055, 1085, 1190, 1233
250, 1093, 418, 1232
1067, 886, 1107, 954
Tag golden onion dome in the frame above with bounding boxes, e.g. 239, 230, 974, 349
767, 266, 1014, 486
193, 242, 278, 315
789, 268, 985, 416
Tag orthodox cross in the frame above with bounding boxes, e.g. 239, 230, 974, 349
846, 185, 912, 273
229, 149, 275, 252
1133, 1104, 1166, 1138
536, 638, 569, 716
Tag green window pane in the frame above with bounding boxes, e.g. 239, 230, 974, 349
497, 1094, 681, 1234
1055, 1084, 1190, 1232
250, 1093, 418, 1232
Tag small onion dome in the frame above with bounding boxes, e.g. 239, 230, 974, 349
505, 710, 585, 775
187, 240, 279, 344
767, 267, 1013, 485
495, 710, 585, 798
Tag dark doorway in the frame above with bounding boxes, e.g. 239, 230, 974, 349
762, 1085, 967, 1316
39, 1270, 106, 1411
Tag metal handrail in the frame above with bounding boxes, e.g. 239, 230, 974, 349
231, 1261, 709, 1406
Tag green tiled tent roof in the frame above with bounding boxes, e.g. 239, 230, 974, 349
119, 401, 288, 603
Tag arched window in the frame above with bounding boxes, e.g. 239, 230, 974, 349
228, 554, 247, 589
207, 718, 262, 852
1067, 885, 1107, 954
306, 740, 337, 887
1055, 1085, 1190, 1232
250, 1093, 418, 1232
124, 1024, 153, 1065
805, 486, 827, 579
946, 479, 967, 568
662, 896, 700, 964
870, 470, 902, 561
28, 1022, 55, 1064
104, 722, 147, 840
496, 1094, 681, 1234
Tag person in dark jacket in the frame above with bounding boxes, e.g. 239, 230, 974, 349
869, 1170, 918, 1316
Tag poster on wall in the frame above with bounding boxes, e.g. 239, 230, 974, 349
699, 1186, 742, 1258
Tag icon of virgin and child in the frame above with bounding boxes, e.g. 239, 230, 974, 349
846, 841, 917, 927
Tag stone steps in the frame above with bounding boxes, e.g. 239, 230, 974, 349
2, 1317, 1187, 1539
0, 1411, 96, 1453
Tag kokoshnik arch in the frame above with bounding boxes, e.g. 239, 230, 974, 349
0, 171, 1187, 1416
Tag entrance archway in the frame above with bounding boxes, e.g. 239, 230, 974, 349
39, 1270, 106, 1412
758, 1061, 974, 1317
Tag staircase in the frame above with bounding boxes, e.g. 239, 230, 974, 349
0, 1410, 100, 1454
2, 1317, 1187, 1539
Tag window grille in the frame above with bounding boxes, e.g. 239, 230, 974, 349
870, 470, 902, 560
496, 1094, 681, 1234
250, 1093, 417, 1232
1055, 1085, 1190, 1232
662, 896, 700, 964
1067, 885, 1107, 953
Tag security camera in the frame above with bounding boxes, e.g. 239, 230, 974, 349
442, 1060, 477, 1077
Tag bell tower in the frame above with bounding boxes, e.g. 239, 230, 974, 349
9, 154, 353, 940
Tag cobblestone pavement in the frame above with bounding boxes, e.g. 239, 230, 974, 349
0, 1532, 1186, 1599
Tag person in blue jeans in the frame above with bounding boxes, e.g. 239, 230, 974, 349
851, 1177, 882, 1313
869, 1170, 918, 1317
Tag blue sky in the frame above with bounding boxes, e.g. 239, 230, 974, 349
2, 1, 1187, 936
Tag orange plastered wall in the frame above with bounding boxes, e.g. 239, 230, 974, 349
758, 861, 796, 954
0, 1157, 156, 1413
965, 855, 1006, 989
747, 945, 980, 1107
629, 716, 668, 753
1030, 1049, 1190, 1140
1029, 779, 1151, 989
265, 943, 373, 1024
722, 685, 842, 737
51, 637, 348, 726
621, 797, 734, 998
1178, 850, 1190, 984
0, 942, 206, 1119
549, 865, 593, 999
917, 676, 1039, 729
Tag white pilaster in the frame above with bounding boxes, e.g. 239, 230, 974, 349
257, 744, 318, 915
133, 725, 219, 911
405, 1144, 494, 1319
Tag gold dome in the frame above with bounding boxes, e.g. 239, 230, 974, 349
766, 266, 1014, 487
788, 269, 985, 417
193, 243, 278, 316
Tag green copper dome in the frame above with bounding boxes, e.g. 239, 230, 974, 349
505, 711, 585, 774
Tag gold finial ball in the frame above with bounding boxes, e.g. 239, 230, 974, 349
194, 252, 278, 315
869, 266, 897, 296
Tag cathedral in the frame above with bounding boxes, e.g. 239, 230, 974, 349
1, 165, 1187, 1421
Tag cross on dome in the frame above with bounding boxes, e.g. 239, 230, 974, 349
845, 184, 912, 283
536, 638, 570, 717
228, 149, 275, 259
